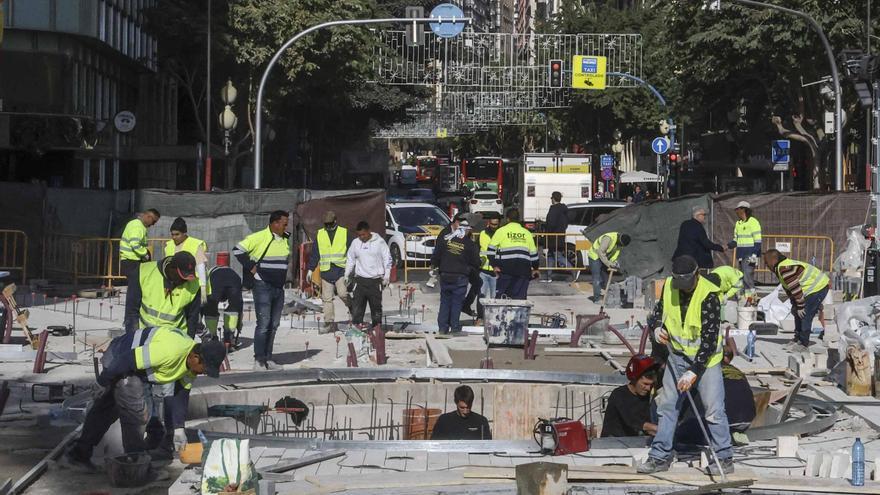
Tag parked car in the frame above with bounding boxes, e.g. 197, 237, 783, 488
467, 190, 504, 216
385, 202, 451, 267
562, 200, 627, 268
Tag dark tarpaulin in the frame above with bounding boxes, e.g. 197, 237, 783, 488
295, 190, 386, 243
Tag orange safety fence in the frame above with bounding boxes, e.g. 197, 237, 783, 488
0, 229, 28, 282
732, 234, 834, 285
42, 234, 168, 287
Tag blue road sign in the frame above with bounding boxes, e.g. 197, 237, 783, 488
651, 137, 670, 155
582, 57, 598, 74
601, 168, 614, 180
771, 140, 790, 164
600, 154, 614, 168
429, 3, 466, 39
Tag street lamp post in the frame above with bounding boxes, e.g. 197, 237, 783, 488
219, 79, 238, 156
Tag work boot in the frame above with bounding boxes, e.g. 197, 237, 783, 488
790, 343, 810, 354
264, 360, 283, 371
706, 458, 735, 476
636, 456, 672, 474
253, 360, 267, 371
319, 322, 338, 334
61, 448, 99, 473
782, 340, 798, 350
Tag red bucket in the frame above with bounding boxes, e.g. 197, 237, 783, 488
215, 251, 230, 267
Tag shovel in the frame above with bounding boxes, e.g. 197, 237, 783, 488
599, 267, 616, 314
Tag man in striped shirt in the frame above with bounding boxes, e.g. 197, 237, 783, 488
764, 249, 829, 352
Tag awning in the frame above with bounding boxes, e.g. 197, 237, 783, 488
620, 171, 662, 183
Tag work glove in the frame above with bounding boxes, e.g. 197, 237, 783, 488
794, 307, 806, 320
173, 428, 188, 453
610, 262, 621, 271
200, 289, 208, 305
653, 327, 669, 345
727, 241, 737, 249
306, 270, 313, 282
748, 254, 759, 266
677, 370, 698, 392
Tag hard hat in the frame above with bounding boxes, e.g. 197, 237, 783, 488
625, 354, 658, 382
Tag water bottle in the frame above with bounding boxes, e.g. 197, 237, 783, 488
852, 437, 865, 486
745, 329, 756, 360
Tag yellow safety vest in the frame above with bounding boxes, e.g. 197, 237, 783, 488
588, 232, 621, 262
236, 227, 290, 272
662, 275, 723, 368
489, 222, 538, 264
777, 258, 829, 297
734, 217, 762, 248
138, 262, 199, 331
120, 219, 149, 261
711, 266, 743, 301
164, 235, 207, 259
316, 227, 348, 271
132, 326, 196, 390
479, 230, 493, 271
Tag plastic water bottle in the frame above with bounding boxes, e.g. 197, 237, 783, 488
745, 329, 756, 360
852, 437, 865, 486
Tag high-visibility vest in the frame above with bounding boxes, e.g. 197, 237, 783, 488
316, 227, 348, 271
164, 235, 207, 259
235, 227, 290, 272
479, 230, 493, 271
588, 232, 621, 262
711, 266, 744, 301
662, 275, 723, 368
138, 262, 199, 331
132, 326, 196, 390
734, 217, 762, 248
120, 219, 149, 261
489, 222, 538, 265
777, 258, 829, 297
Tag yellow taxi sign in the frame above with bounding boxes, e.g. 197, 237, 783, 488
436, 128, 448, 138
572, 55, 606, 90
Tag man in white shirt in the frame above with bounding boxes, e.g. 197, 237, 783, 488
345, 221, 393, 328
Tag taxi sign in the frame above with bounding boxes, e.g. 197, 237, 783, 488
572, 55, 606, 90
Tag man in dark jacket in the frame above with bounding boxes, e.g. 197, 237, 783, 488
431, 217, 481, 334
544, 191, 571, 281
672, 206, 723, 269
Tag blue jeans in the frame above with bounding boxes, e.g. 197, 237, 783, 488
253, 279, 284, 362
478, 271, 497, 318
438, 275, 469, 334
649, 352, 732, 461
794, 286, 828, 346
589, 257, 608, 300
496, 273, 529, 299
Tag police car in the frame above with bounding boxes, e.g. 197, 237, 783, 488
385, 202, 450, 267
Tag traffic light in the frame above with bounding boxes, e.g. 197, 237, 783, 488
466, 98, 475, 115
668, 152, 678, 164
549, 59, 563, 88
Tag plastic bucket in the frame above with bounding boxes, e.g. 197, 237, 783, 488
402, 408, 442, 439
106, 453, 151, 487
216, 251, 230, 267
482, 298, 533, 346
737, 306, 756, 329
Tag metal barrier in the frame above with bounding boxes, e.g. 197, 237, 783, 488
734, 235, 834, 285
42, 234, 168, 287
0, 230, 28, 282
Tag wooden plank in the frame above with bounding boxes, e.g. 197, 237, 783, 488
425, 335, 454, 367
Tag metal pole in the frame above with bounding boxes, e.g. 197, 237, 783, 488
205, 0, 212, 192
874, 83, 880, 231
729, 0, 843, 191
253, 17, 471, 189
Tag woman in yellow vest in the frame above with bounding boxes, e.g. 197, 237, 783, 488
639, 255, 733, 476
728, 201, 761, 296
164, 217, 208, 304
764, 249, 829, 351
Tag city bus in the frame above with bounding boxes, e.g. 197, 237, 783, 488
461, 156, 503, 193
413, 155, 439, 183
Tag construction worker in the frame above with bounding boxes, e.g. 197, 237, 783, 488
345, 221, 393, 328
124, 251, 201, 336
430, 385, 492, 440
202, 259, 243, 347
233, 210, 291, 371
764, 249, 829, 352
588, 232, 631, 303
476, 213, 501, 323
728, 201, 761, 297
602, 354, 659, 437
487, 208, 539, 299
307, 211, 352, 334
164, 217, 208, 305
119, 208, 160, 283
639, 255, 733, 475
710, 265, 744, 303
431, 216, 480, 334
64, 326, 226, 473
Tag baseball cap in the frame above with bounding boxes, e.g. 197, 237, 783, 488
170, 251, 196, 281
671, 255, 698, 290
322, 211, 337, 223
735, 201, 750, 209
199, 338, 227, 378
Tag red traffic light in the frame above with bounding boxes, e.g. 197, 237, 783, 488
552, 62, 560, 70
669, 153, 678, 162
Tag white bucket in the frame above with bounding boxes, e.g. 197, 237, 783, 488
737, 306, 756, 330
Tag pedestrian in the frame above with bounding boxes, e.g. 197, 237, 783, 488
64, 326, 226, 473
638, 255, 733, 475
487, 208, 539, 299
543, 191, 572, 282
164, 217, 208, 306
476, 213, 501, 324
764, 249, 829, 352
119, 208, 160, 283
587, 232, 630, 303
633, 185, 646, 204
307, 211, 352, 334
345, 221, 392, 329
430, 385, 492, 440
124, 251, 201, 336
431, 216, 480, 334
233, 210, 290, 371
728, 201, 761, 297
437, 214, 482, 320
202, 259, 243, 347
672, 206, 723, 269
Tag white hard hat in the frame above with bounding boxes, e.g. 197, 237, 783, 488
735, 201, 750, 209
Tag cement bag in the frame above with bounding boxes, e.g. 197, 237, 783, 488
846, 346, 873, 396
201, 438, 259, 494
834, 226, 870, 273
757, 285, 791, 326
